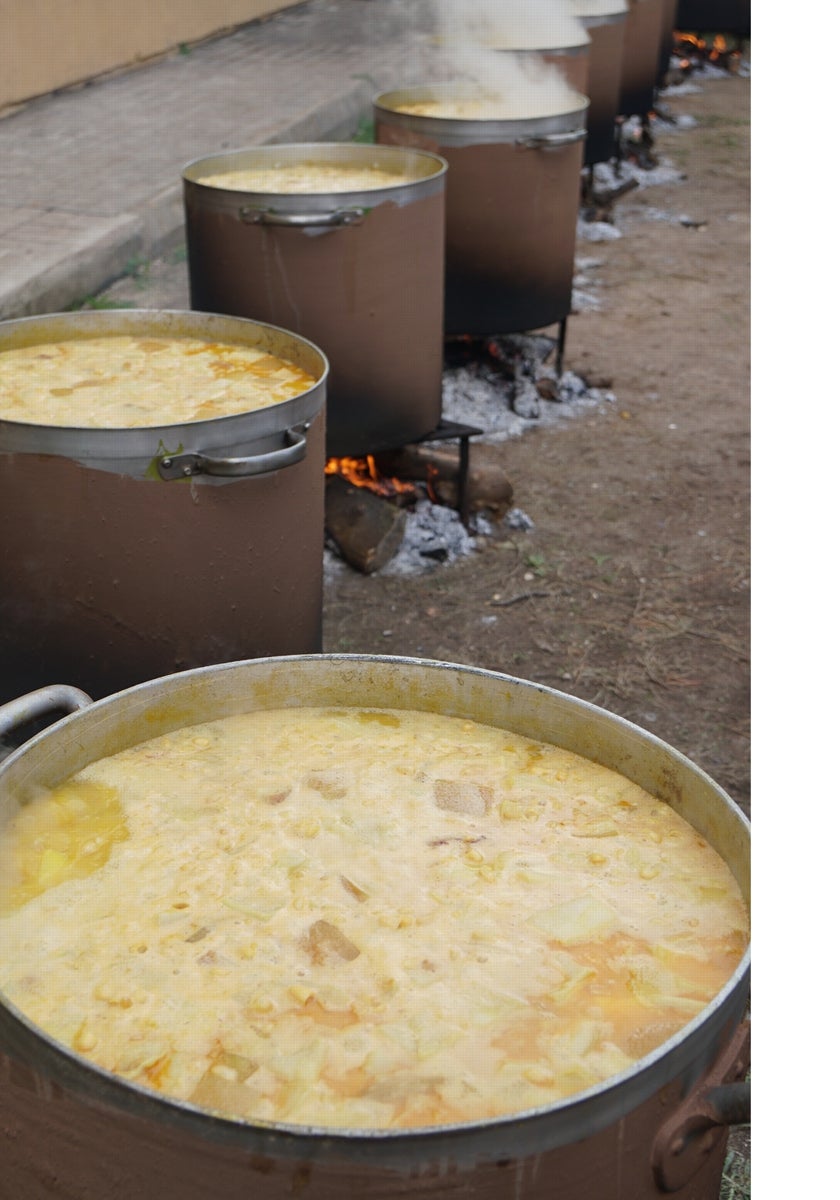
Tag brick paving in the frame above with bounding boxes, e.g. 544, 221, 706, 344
0, 0, 435, 319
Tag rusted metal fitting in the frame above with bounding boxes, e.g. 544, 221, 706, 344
651, 1021, 750, 1193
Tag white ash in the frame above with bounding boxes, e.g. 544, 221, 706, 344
379, 500, 537, 578
572, 255, 604, 312
596, 157, 686, 191
688, 59, 750, 81
659, 81, 703, 97
661, 54, 750, 91
577, 219, 622, 243
502, 508, 535, 532
634, 206, 706, 226
379, 498, 477, 575
441, 337, 616, 445
323, 544, 351, 582
571, 285, 601, 313
672, 114, 699, 131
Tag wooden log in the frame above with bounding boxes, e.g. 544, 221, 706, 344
431, 470, 511, 516
324, 477, 407, 574
376, 447, 514, 516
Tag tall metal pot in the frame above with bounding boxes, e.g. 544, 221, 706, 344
573, 0, 630, 164
620, 0, 667, 117
183, 144, 447, 458
374, 85, 589, 337
0, 310, 328, 702
675, 0, 751, 37
0, 655, 750, 1199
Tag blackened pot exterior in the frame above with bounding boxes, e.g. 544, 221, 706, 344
575, 3, 629, 164
374, 86, 589, 336
657, 0, 680, 86
676, 0, 750, 37
183, 144, 447, 458
0, 656, 750, 1199
0, 311, 328, 702
620, 0, 666, 117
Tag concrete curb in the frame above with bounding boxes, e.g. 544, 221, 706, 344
1, 82, 376, 322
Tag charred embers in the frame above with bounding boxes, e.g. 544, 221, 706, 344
666, 30, 746, 85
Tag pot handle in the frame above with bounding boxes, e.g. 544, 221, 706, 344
156, 423, 309, 481
516, 129, 587, 149
651, 1022, 751, 1193
239, 206, 367, 227
0, 685, 93, 741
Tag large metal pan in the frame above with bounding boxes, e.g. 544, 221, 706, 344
0, 655, 750, 1199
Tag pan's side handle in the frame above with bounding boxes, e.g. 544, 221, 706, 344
651, 1022, 751, 1193
0, 686, 93, 741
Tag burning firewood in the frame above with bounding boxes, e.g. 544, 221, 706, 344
376, 446, 513, 517
324, 477, 407, 574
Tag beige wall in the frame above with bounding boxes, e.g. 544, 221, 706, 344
1, 1, 304, 109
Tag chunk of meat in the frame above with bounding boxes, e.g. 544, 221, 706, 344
305, 919, 360, 964
305, 771, 347, 800
433, 780, 492, 816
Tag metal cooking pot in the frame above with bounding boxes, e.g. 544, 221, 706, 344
374, 84, 589, 337
619, 0, 667, 117
0, 310, 328, 702
675, 0, 751, 37
573, 0, 630, 164
183, 143, 447, 458
0, 655, 750, 1199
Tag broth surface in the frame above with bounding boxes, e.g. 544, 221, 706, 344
0, 335, 317, 428
0, 707, 748, 1129
392, 92, 581, 120
197, 163, 418, 193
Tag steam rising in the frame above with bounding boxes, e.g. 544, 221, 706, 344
571, 0, 629, 17
437, 0, 590, 51
427, 1, 588, 117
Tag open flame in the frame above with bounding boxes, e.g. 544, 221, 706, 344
710, 34, 728, 61
325, 455, 419, 498
672, 31, 742, 74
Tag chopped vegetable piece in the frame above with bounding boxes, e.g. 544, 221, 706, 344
528, 894, 620, 944
340, 874, 370, 902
